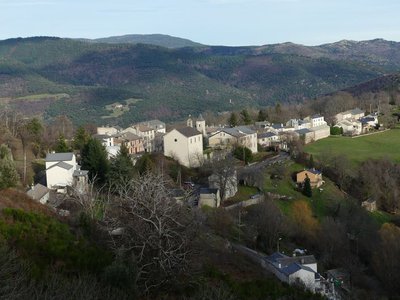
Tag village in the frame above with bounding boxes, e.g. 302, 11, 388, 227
20, 106, 385, 300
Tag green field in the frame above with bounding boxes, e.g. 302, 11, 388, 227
263, 162, 349, 219
305, 129, 400, 165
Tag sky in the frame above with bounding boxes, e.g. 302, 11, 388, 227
1, 0, 400, 46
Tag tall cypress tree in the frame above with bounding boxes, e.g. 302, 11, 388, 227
303, 175, 312, 198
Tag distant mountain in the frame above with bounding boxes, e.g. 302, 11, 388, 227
343, 73, 400, 96
80, 34, 204, 48
1, 36, 400, 126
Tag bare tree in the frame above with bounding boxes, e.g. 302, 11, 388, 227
103, 172, 197, 293
246, 198, 286, 252
206, 155, 238, 201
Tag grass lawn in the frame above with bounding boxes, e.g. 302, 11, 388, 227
370, 210, 393, 226
304, 129, 400, 165
264, 162, 348, 219
225, 185, 259, 205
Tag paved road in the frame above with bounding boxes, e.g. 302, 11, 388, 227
243, 151, 290, 172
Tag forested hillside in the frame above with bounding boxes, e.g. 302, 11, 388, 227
1, 37, 399, 125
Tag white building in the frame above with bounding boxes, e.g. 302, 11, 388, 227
306, 114, 327, 128
208, 126, 258, 153
93, 134, 114, 147
163, 127, 203, 168
335, 108, 365, 122
258, 132, 280, 147
264, 252, 321, 293
45, 153, 78, 190
138, 119, 166, 134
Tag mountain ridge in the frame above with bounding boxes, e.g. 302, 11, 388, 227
0, 36, 399, 126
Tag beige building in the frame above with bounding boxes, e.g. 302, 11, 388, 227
208, 126, 258, 153
163, 127, 203, 168
114, 132, 145, 155
123, 125, 155, 152
97, 126, 120, 136
198, 188, 221, 207
296, 169, 324, 188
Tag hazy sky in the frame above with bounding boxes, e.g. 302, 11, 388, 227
1, 0, 399, 46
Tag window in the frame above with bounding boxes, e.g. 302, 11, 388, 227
174, 138, 177, 142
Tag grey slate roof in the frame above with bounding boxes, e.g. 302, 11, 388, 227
27, 183, 49, 201
46, 152, 74, 162
176, 127, 201, 138
305, 168, 322, 175
295, 128, 312, 134
46, 161, 74, 171
272, 124, 284, 129
258, 132, 277, 139
280, 263, 302, 276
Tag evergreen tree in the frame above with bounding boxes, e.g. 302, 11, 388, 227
73, 126, 90, 151
109, 143, 135, 186
257, 109, 268, 122
303, 175, 312, 197
81, 138, 110, 184
233, 146, 253, 164
308, 155, 314, 168
228, 112, 238, 127
136, 154, 154, 175
54, 134, 70, 153
240, 109, 252, 125
0, 144, 19, 189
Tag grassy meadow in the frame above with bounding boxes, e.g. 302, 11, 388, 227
305, 129, 400, 165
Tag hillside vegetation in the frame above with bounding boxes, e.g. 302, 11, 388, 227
2, 37, 399, 125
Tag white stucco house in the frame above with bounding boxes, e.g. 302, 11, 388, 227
45, 152, 88, 193
264, 252, 322, 293
258, 132, 280, 147
163, 127, 203, 168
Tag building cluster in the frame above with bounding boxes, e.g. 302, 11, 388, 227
256, 114, 330, 148
333, 108, 379, 136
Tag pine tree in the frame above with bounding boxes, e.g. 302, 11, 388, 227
257, 109, 268, 122
0, 144, 20, 189
109, 143, 135, 186
54, 134, 70, 153
136, 154, 154, 175
303, 175, 312, 197
73, 126, 90, 151
240, 109, 252, 125
228, 112, 238, 127
81, 138, 110, 184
